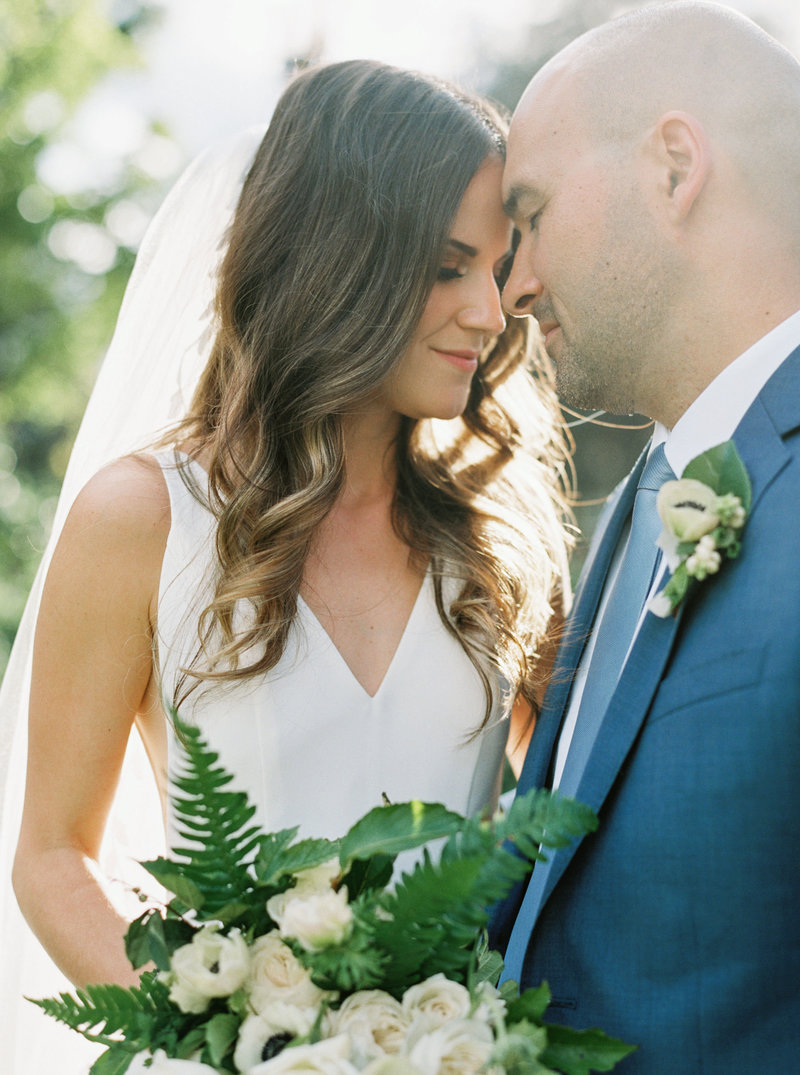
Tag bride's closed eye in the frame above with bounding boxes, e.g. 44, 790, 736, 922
437, 264, 468, 282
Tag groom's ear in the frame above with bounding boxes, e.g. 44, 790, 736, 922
646, 110, 710, 224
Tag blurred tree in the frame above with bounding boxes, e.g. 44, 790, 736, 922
0, 0, 174, 671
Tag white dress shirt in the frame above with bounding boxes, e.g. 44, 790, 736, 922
552, 309, 800, 787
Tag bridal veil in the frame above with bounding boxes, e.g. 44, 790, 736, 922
0, 126, 263, 1074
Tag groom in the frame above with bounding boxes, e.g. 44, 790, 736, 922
492, 3, 800, 1072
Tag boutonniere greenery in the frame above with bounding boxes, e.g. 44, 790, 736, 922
648, 440, 751, 617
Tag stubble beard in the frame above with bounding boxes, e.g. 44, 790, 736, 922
552, 192, 677, 419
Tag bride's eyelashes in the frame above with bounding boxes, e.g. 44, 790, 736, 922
437, 264, 468, 282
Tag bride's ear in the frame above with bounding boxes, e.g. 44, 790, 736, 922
646, 110, 710, 225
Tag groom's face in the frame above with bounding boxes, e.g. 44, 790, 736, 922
502, 70, 673, 418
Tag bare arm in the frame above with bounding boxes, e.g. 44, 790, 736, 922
12, 456, 170, 987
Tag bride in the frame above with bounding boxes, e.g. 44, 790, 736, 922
4, 60, 570, 1071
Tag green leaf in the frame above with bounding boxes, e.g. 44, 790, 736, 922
340, 853, 394, 899
254, 828, 300, 882
682, 441, 752, 510
125, 910, 168, 971
269, 837, 340, 880
507, 982, 552, 1024
472, 933, 505, 987
89, 1047, 137, 1075
205, 1012, 240, 1066
139, 860, 207, 911
340, 801, 464, 864
541, 1025, 638, 1075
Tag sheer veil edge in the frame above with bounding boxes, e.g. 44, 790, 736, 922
0, 126, 263, 1075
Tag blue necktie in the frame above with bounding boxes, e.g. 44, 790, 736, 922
557, 443, 675, 798
501, 444, 674, 986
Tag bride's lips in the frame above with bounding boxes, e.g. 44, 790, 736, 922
431, 348, 480, 372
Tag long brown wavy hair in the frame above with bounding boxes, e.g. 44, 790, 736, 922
169, 59, 572, 724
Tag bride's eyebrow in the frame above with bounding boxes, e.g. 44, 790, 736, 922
445, 238, 478, 257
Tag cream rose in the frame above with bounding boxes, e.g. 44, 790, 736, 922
406, 1018, 494, 1075
657, 478, 720, 542
401, 975, 471, 1030
362, 1058, 425, 1074
165, 925, 250, 1013
248, 931, 333, 1013
266, 860, 341, 924
331, 990, 409, 1063
234, 1002, 324, 1073
249, 1033, 358, 1074
275, 888, 353, 952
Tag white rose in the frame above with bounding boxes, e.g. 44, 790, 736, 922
401, 975, 470, 1030
234, 1003, 323, 1073
656, 478, 720, 542
127, 1051, 219, 1074
248, 931, 334, 1012
406, 1018, 494, 1075
276, 888, 353, 952
249, 1033, 358, 1074
331, 990, 409, 1063
166, 925, 250, 1013
266, 861, 341, 923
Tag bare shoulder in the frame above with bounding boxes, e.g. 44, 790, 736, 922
49, 454, 172, 603
64, 453, 171, 548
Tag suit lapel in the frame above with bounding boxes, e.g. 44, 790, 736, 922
532, 348, 800, 910
516, 448, 649, 795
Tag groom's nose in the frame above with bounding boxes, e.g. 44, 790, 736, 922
502, 247, 542, 317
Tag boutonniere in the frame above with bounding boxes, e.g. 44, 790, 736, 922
648, 440, 752, 617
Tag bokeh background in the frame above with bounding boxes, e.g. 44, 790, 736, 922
2, 0, 799, 673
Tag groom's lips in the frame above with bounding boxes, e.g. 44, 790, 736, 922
537, 319, 561, 347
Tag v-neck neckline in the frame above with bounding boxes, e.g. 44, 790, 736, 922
297, 571, 430, 700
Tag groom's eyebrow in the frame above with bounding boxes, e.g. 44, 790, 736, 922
503, 184, 540, 220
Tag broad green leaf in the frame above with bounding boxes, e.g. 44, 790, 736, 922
682, 441, 752, 509
268, 837, 340, 881
541, 1025, 638, 1075
125, 910, 170, 971
255, 828, 301, 881
89, 1047, 137, 1075
341, 853, 394, 899
205, 1012, 240, 1066
507, 982, 552, 1024
340, 801, 464, 864
139, 860, 206, 910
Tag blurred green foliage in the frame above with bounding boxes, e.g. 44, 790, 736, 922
0, 0, 170, 671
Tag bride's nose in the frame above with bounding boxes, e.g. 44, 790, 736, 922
457, 274, 506, 336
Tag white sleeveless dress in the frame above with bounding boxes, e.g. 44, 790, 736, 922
155, 453, 510, 848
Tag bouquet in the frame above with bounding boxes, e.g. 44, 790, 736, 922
34, 722, 635, 1074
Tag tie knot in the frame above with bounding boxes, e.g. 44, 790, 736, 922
638, 443, 674, 492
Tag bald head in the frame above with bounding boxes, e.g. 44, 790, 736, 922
516, 1, 800, 228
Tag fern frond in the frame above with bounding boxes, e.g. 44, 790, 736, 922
141, 718, 262, 920
29, 976, 171, 1048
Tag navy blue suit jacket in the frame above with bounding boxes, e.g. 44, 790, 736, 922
492, 348, 800, 1073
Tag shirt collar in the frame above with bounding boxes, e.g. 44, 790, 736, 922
656, 308, 800, 476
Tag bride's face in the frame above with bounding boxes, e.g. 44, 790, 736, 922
379, 158, 512, 422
